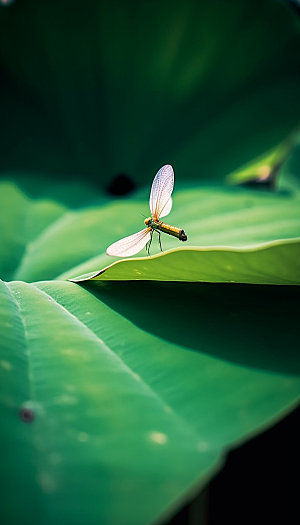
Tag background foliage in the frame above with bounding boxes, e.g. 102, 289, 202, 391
0, 0, 300, 185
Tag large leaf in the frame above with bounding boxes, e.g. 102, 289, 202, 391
0, 0, 299, 185
72, 240, 300, 285
1, 175, 299, 284
1, 278, 299, 525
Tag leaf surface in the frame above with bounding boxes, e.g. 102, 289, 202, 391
1, 179, 300, 285
1, 278, 299, 525
73, 240, 300, 285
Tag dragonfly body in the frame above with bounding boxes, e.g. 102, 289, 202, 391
107, 164, 187, 257
144, 217, 187, 241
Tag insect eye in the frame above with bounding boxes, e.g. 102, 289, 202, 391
144, 217, 151, 225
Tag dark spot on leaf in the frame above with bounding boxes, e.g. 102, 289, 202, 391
19, 407, 35, 423
107, 173, 136, 196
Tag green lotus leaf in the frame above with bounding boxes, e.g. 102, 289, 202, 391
72, 240, 300, 286
1, 174, 300, 284
1, 278, 299, 525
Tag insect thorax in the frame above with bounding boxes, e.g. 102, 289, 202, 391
144, 217, 160, 228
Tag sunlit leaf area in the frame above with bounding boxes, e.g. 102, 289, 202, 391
0, 1, 299, 524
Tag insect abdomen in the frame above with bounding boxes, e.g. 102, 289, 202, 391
158, 222, 187, 241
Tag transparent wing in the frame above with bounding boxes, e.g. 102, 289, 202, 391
106, 228, 151, 257
160, 197, 172, 218
149, 164, 174, 219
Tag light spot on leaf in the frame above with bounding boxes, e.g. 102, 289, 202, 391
197, 441, 209, 452
54, 394, 78, 406
0, 360, 12, 371
148, 431, 168, 445
61, 348, 75, 356
78, 432, 89, 442
37, 472, 56, 493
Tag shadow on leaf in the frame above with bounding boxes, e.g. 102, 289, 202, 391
82, 281, 300, 375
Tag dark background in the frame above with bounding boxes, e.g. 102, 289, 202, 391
1, 0, 300, 193
169, 405, 299, 525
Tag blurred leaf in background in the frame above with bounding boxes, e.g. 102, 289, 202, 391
0, 0, 300, 188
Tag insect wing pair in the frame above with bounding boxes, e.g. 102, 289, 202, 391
106, 164, 187, 257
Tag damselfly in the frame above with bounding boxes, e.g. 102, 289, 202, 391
106, 164, 187, 257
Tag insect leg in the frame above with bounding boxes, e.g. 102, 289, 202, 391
158, 230, 163, 252
147, 230, 153, 256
